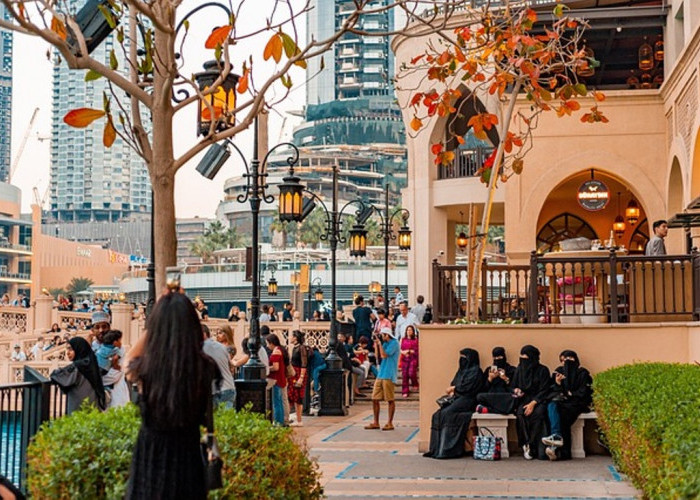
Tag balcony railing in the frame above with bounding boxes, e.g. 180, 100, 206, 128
0, 242, 32, 253
432, 249, 700, 323
437, 147, 493, 180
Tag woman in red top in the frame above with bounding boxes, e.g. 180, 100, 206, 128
400, 325, 419, 398
265, 333, 287, 425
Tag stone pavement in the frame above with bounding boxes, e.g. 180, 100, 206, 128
292, 402, 641, 499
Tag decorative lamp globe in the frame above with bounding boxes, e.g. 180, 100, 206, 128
398, 225, 412, 250
194, 60, 239, 137
368, 281, 381, 294
613, 215, 626, 238
267, 277, 278, 296
349, 224, 368, 257
278, 172, 304, 222
456, 231, 468, 251
625, 199, 640, 226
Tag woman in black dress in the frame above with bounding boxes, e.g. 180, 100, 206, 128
511, 345, 551, 460
424, 348, 485, 459
476, 346, 517, 414
126, 292, 216, 500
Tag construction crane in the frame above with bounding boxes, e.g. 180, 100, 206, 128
8, 107, 49, 184
32, 185, 50, 209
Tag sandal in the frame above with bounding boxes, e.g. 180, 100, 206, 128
364, 423, 380, 430
382, 423, 395, 431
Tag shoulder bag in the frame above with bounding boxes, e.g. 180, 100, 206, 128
473, 427, 502, 461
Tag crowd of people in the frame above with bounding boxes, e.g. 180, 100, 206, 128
424, 345, 593, 461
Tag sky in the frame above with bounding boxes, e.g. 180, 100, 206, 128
9, 0, 307, 218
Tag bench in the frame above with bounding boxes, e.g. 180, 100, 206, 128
472, 411, 597, 459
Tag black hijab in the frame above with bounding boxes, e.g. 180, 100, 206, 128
69, 337, 106, 410
451, 348, 484, 396
492, 346, 507, 369
514, 344, 544, 394
559, 349, 580, 393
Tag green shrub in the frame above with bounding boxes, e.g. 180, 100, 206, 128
593, 363, 700, 499
26, 404, 322, 500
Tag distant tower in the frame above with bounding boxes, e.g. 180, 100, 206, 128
0, 4, 12, 182
50, 2, 151, 222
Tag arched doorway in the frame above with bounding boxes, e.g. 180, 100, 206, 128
537, 213, 597, 253
667, 159, 686, 253
691, 129, 700, 200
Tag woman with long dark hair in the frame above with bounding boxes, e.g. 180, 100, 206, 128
51, 337, 106, 414
288, 330, 309, 427
512, 345, 551, 460
265, 333, 288, 425
424, 348, 485, 459
125, 292, 216, 500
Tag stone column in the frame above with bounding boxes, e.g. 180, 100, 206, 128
111, 303, 134, 347
33, 295, 54, 334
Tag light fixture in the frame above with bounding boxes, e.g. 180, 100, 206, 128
267, 276, 278, 296
194, 60, 239, 137
640, 72, 652, 89
67, 0, 119, 56
613, 192, 626, 238
576, 41, 595, 78
627, 70, 640, 89
625, 197, 640, 226
315, 287, 324, 301
278, 169, 305, 221
349, 224, 368, 257
638, 36, 654, 71
369, 281, 382, 294
196, 142, 230, 180
398, 224, 412, 250
654, 35, 664, 62
456, 210, 468, 251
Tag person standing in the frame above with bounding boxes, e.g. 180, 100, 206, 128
395, 301, 419, 342
645, 220, 668, 256
400, 325, 419, 398
352, 295, 374, 343
364, 327, 399, 431
259, 304, 272, 322
265, 333, 288, 426
393, 287, 404, 305
90, 310, 112, 352
288, 330, 309, 426
51, 337, 106, 414
411, 295, 426, 324
202, 325, 237, 409
282, 302, 294, 322
125, 292, 216, 500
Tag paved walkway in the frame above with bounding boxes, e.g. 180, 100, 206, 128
292, 402, 640, 499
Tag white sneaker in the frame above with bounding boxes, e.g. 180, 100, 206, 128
523, 444, 533, 460
542, 434, 564, 447
309, 407, 319, 416
289, 421, 303, 427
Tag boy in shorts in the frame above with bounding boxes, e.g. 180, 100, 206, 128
364, 326, 399, 431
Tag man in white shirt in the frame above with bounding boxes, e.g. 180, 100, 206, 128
394, 287, 404, 305
10, 344, 26, 361
30, 337, 45, 360
411, 295, 426, 324
202, 325, 237, 409
395, 301, 418, 341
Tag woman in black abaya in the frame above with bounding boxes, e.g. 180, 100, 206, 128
424, 348, 485, 459
541, 350, 593, 460
476, 346, 517, 414
511, 345, 551, 460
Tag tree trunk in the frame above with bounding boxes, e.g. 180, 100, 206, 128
152, 172, 177, 292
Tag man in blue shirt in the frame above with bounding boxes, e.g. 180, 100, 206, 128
364, 326, 399, 431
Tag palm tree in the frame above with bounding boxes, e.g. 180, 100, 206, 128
66, 277, 94, 295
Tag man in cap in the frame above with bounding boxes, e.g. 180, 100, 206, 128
364, 326, 400, 431
90, 310, 111, 352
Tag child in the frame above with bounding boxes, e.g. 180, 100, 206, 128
98, 330, 130, 408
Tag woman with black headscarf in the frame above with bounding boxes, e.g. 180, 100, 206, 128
51, 337, 106, 413
423, 348, 485, 459
475, 346, 517, 414
541, 350, 593, 460
511, 345, 551, 460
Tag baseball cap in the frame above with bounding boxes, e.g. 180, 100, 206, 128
91, 310, 110, 325
379, 326, 396, 339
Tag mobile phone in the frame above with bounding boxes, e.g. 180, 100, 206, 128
490, 365, 498, 372
166, 266, 182, 290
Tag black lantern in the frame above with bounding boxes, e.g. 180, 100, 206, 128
349, 224, 368, 257
267, 276, 278, 296
315, 287, 324, 301
195, 60, 239, 137
278, 171, 305, 221
398, 225, 412, 250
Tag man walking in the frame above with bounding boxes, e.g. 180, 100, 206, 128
352, 295, 374, 343
364, 327, 399, 431
645, 220, 668, 256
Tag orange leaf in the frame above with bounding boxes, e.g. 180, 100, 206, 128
237, 69, 249, 94
201, 106, 223, 121
410, 93, 422, 107
51, 16, 67, 41
593, 91, 606, 102
205, 25, 232, 49
263, 33, 283, 63
103, 119, 116, 148
410, 116, 422, 131
410, 54, 425, 65
63, 108, 106, 128
431, 143, 443, 155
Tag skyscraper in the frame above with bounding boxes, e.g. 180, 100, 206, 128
0, 5, 12, 182
50, 7, 151, 222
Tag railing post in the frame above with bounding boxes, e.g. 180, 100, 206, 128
609, 249, 619, 323
432, 259, 439, 321
528, 251, 538, 324
480, 258, 488, 321
692, 247, 700, 321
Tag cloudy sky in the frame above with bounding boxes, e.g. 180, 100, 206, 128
10, 0, 307, 217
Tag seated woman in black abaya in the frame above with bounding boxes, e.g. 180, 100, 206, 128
541, 350, 593, 461
476, 346, 517, 414
423, 348, 485, 459
512, 345, 551, 460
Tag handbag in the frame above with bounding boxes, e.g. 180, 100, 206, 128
201, 392, 224, 491
436, 394, 455, 408
286, 362, 295, 379
473, 427, 502, 461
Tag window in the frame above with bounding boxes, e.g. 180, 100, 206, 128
537, 213, 598, 253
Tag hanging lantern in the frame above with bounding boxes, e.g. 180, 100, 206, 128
654, 35, 664, 62
638, 37, 654, 71
613, 215, 626, 238
653, 72, 664, 88
640, 72, 652, 89
278, 170, 305, 222
267, 276, 278, 296
576, 43, 595, 78
315, 287, 324, 301
349, 224, 368, 257
194, 60, 239, 137
398, 225, 412, 250
627, 71, 640, 89
456, 231, 468, 251
368, 281, 382, 294
626, 198, 640, 226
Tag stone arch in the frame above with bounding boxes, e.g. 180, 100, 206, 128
667, 158, 686, 253
691, 127, 700, 200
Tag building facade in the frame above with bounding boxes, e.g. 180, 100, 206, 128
0, 5, 12, 182
50, 3, 151, 222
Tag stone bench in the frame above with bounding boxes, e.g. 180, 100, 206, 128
472, 411, 597, 459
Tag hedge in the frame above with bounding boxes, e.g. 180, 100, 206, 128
26, 404, 322, 500
593, 363, 700, 499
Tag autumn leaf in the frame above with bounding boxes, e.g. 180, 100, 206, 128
593, 91, 606, 102
63, 108, 106, 128
410, 116, 422, 131
103, 119, 116, 147
205, 25, 232, 49
51, 16, 67, 41
237, 68, 249, 94
431, 143, 444, 155
410, 54, 425, 65
201, 106, 223, 121
263, 33, 283, 63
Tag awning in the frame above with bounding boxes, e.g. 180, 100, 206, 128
667, 212, 700, 228
0, 215, 33, 227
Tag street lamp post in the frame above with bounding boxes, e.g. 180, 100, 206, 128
307, 276, 323, 319
278, 164, 368, 415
